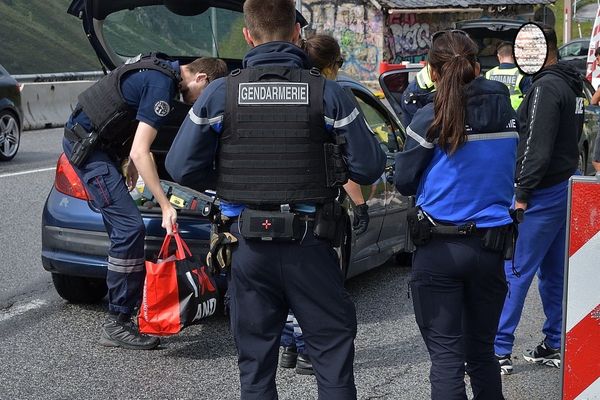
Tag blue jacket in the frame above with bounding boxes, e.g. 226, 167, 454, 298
394, 77, 518, 228
166, 42, 386, 217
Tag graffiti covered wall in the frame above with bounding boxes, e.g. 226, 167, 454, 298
384, 12, 480, 64
302, 0, 384, 81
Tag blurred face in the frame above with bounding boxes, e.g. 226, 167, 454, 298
179, 65, 209, 104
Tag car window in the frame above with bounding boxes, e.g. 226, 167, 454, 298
560, 43, 583, 58
103, 6, 248, 60
352, 90, 404, 152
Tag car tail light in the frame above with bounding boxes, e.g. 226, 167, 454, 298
54, 153, 90, 200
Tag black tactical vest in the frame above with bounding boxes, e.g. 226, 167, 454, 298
77, 53, 180, 153
216, 67, 338, 206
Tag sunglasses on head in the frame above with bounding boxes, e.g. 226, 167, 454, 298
431, 29, 469, 43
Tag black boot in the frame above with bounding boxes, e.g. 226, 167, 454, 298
296, 352, 314, 375
99, 313, 160, 350
279, 345, 298, 368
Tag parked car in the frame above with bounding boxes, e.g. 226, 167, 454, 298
42, 0, 413, 303
559, 37, 589, 77
0, 63, 22, 161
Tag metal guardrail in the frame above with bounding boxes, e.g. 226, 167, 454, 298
13, 71, 104, 83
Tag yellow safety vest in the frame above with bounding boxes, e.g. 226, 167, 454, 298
416, 66, 436, 91
485, 66, 524, 110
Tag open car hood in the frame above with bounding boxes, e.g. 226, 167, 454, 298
67, 0, 308, 70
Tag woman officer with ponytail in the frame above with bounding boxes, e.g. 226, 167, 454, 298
394, 31, 518, 400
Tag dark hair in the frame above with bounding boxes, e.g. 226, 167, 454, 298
243, 0, 296, 42
185, 57, 228, 82
426, 31, 479, 154
542, 25, 558, 53
301, 34, 341, 71
496, 41, 513, 58
594, 47, 600, 57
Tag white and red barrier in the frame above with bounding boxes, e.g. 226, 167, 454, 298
562, 176, 600, 400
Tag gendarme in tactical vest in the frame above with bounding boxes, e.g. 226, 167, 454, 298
77, 53, 181, 157
217, 67, 344, 206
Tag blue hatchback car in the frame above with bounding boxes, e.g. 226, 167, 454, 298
42, 0, 413, 304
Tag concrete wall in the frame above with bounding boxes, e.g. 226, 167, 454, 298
19, 81, 94, 131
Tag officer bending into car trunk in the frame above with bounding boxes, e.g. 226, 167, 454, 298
62, 55, 227, 350
165, 0, 386, 398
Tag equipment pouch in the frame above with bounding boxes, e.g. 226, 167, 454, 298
406, 206, 432, 246
239, 209, 297, 241
314, 201, 347, 247
324, 143, 349, 187
68, 124, 99, 167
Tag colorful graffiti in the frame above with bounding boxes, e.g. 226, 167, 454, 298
302, 0, 383, 81
384, 13, 442, 64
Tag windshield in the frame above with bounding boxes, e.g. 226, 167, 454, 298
103, 5, 248, 60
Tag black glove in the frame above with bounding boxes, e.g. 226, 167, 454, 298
352, 203, 369, 235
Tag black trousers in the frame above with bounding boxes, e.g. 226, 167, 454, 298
411, 234, 507, 400
227, 223, 357, 400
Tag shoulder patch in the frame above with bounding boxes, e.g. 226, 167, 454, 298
154, 100, 170, 117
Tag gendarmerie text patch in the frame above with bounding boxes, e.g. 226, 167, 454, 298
238, 82, 309, 105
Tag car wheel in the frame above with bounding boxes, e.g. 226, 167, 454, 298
578, 150, 587, 175
51, 273, 107, 304
0, 109, 20, 161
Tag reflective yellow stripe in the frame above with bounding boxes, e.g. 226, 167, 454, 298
416, 66, 435, 90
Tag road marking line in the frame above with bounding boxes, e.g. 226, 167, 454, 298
0, 299, 48, 323
0, 166, 55, 178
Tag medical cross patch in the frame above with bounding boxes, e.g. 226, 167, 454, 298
154, 100, 170, 117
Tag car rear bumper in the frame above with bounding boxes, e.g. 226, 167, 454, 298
42, 187, 210, 278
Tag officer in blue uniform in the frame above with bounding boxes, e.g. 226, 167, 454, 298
165, 1, 385, 398
395, 31, 518, 400
63, 55, 227, 350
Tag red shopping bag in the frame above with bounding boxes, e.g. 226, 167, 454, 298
138, 230, 219, 335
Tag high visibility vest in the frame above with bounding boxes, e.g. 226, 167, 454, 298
416, 66, 435, 91
485, 66, 524, 109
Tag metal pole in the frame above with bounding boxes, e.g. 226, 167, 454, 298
565, 0, 572, 43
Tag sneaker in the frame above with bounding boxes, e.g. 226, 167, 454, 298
523, 341, 560, 368
279, 345, 298, 368
99, 314, 160, 350
496, 354, 513, 375
295, 353, 314, 375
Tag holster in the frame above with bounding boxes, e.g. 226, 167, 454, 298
64, 124, 99, 167
324, 141, 349, 187
406, 206, 432, 246
480, 224, 513, 255
314, 201, 347, 247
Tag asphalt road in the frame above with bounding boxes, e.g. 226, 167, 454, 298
0, 128, 561, 399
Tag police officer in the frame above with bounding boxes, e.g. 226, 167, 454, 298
63, 55, 228, 350
485, 42, 531, 110
494, 26, 585, 375
165, 0, 386, 398
395, 31, 518, 400
399, 65, 436, 127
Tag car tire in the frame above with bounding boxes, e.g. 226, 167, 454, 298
0, 109, 20, 161
51, 273, 107, 304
